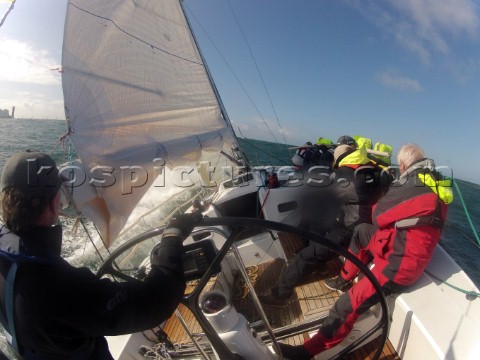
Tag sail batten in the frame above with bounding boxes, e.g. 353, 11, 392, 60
62, 0, 238, 246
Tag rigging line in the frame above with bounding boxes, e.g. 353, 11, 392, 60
183, 3, 279, 143
6, 50, 62, 75
225, 0, 289, 147
258, 187, 271, 218
68, 3, 202, 66
48, 127, 72, 160
453, 181, 480, 247
239, 138, 291, 166
0, 0, 15, 29
79, 218, 106, 261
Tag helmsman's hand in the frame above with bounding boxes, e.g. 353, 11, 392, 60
150, 212, 203, 269
162, 212, 203, 242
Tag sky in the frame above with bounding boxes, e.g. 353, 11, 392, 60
0, 0, 479, 183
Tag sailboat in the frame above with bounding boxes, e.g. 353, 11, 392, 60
59, 1, 480, 359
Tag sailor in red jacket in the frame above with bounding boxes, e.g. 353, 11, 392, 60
279, 143, 453, 359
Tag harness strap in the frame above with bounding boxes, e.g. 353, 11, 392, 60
6, 261, 19, 351
0, 298, 11, 343
0, 260, 20, 357
0, 247, 63, 358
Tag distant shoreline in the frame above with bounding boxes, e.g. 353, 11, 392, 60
0, 117, 65, 121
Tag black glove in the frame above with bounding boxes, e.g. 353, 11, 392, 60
163, 212, 203, 242
150, 212, 203, 270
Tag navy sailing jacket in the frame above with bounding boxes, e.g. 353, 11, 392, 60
0, 224, 185, 359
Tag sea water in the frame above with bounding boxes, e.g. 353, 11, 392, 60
1, 118, 479, 289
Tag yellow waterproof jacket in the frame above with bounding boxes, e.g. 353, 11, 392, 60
337, 147, 372, 168
354, 136, 372, 150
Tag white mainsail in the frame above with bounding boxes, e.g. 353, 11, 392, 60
61, 0, 241, 247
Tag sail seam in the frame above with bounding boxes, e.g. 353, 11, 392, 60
69, 2, 203, 66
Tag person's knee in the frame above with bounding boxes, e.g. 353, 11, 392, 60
351, 223, 374, 252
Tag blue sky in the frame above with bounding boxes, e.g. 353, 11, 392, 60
1, 0, 479, 183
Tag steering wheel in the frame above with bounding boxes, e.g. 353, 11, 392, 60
96, 226, 166, 281
96, 217, 389, 360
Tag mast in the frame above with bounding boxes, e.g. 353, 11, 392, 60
180, 0, 249, 168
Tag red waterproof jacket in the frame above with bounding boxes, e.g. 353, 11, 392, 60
368, 159, 452, 285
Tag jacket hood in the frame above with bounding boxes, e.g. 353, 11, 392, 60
400, 158, 435, 179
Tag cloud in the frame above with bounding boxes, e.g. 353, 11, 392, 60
376, 70, 423, 92
348, 0, 480, 64
0, 37, 61, 85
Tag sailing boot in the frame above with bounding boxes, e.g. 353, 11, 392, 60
258, 292, 292, 308
278, 343, 313, 360
324, 276, 353, 293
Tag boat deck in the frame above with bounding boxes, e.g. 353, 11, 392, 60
162, 233, 399, 359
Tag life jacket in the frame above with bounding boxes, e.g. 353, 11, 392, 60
315, 137, 333, 146
354, 136, 372, 150
336, 147, 372, 169
373, 142, 393, 165
418, 172, 453, 205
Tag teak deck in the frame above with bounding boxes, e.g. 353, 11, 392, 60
161, 232, 400, 359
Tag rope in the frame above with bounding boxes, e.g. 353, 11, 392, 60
239, 138, 291, 166
425, 270, 480, 299
255, 187, 263, 218
231, 265, 259, 300
0, 0, 16, 28
258, 187, 271, 218
453, 181, 480, 247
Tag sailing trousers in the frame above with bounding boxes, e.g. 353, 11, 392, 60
272, 226, 351, 299
304, 223, 407, 355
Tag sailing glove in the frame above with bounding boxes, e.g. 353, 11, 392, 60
150, 212, 203, 271
162, 212, 203, 242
